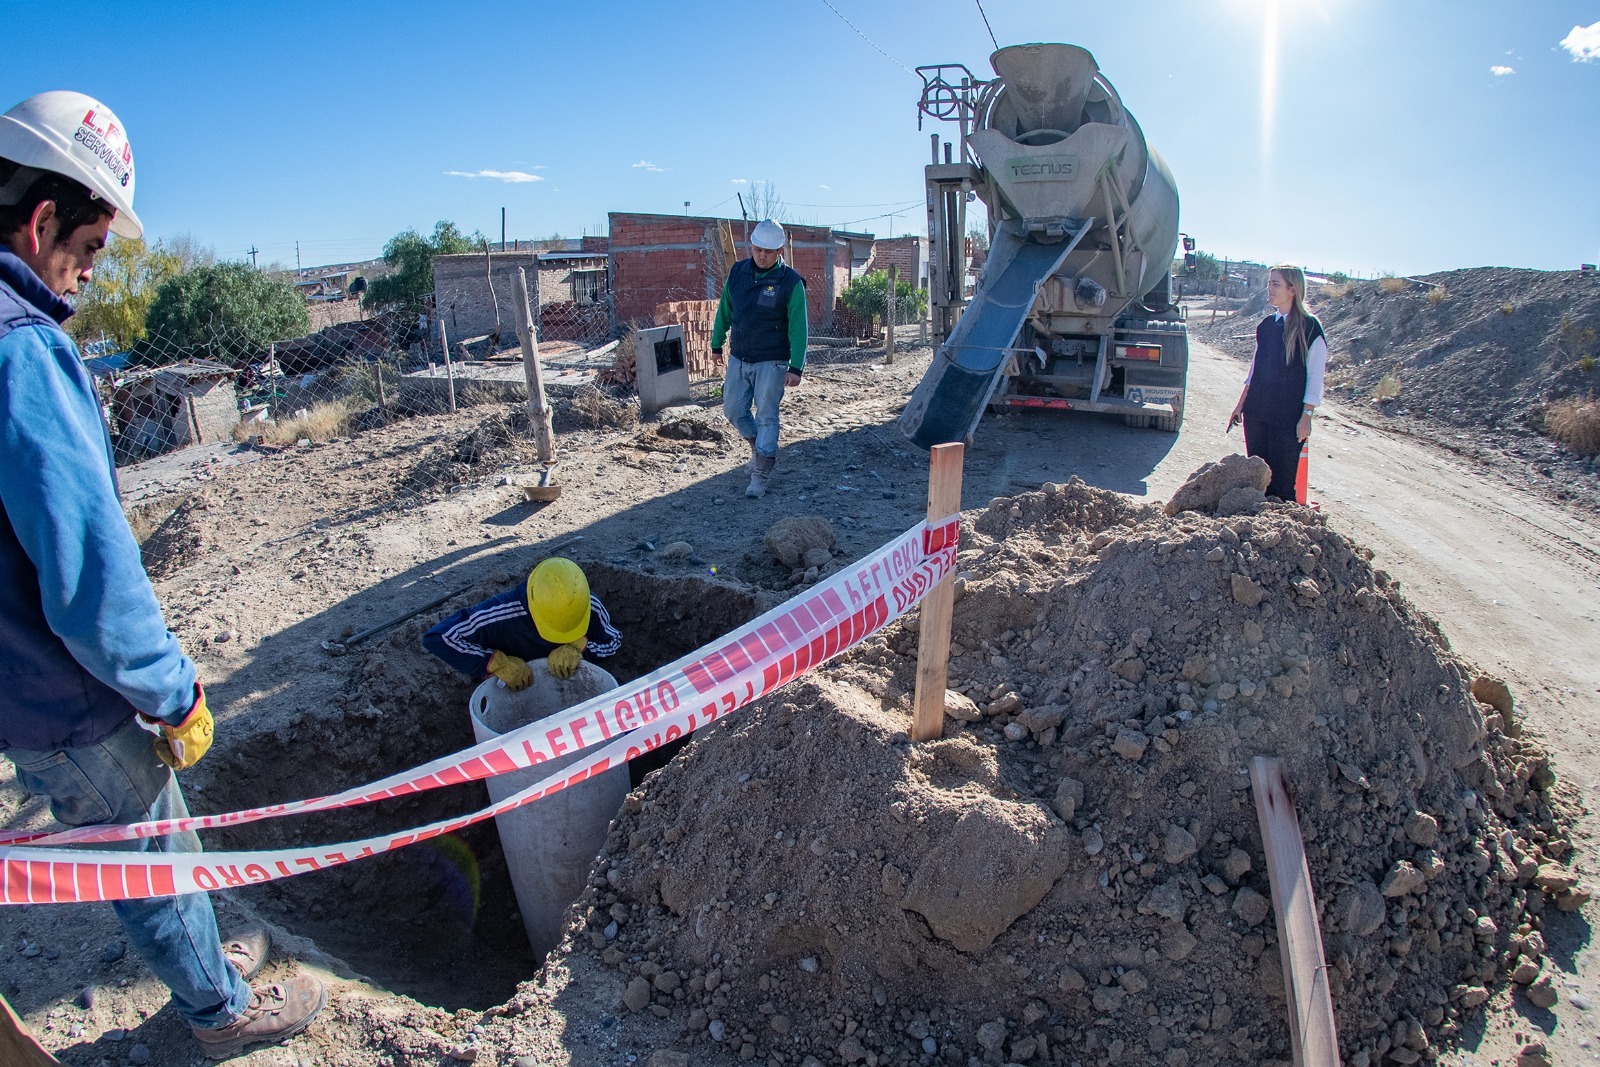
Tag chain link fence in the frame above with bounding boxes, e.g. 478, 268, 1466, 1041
92, 291, 636, 505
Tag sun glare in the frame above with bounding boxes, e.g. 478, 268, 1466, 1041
1261, 0, 1280, 162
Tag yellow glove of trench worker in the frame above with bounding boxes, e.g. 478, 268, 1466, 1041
547, 638, 587, 680
140, 683, 214, 771
488, 650, 533, 691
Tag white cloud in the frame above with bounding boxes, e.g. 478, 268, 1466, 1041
1490, 65, 1515, 76
446, 169, 543, 183
632, 160, 667, 172
1561, 20, 1600, 61
731, 178, 748, 184
818, 184, 832, 190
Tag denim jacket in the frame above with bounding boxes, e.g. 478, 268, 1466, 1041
0, 250, 195, 751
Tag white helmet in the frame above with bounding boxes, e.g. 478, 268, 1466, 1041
751, 219, 785, 251
0, 91, 141, 239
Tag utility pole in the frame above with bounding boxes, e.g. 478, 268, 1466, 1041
246, 245, 259, 269
295, 241, 301, 279
684, 201, 691, 217
501, 207, 506, 251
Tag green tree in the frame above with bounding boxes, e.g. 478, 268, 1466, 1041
68, 237, 183, 351
139, 262, 310, 366
840, 270, 929, 325
1192, 251, 1221, 281
363, 220, 480, 316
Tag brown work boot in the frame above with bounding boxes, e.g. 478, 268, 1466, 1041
745, 453, 775, 498
192, 975, 326, 1060
222, 930, 270, 982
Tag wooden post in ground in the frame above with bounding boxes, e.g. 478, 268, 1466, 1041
0, 993, 61, 1066
374, 362, 387, 416
910, 442, 964, 742
1250, 756, 1341, 1067
438, 320, 457, 413
884, 264, 898, 364
513, 268, 556, 466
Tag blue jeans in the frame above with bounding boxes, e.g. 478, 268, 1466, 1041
722, 357, 788, 458
6, 717, 250, 1030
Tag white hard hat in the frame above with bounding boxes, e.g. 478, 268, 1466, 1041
0, 91, 141, 239
751, 219, 785, 251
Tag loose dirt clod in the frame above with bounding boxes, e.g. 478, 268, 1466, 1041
567, 477, 1576, 1067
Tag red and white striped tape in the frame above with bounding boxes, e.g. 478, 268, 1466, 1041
0, 517, 959, 903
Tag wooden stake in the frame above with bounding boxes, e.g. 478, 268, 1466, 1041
885, 264, 898, 364
513, 268, 556, 467
438, 320, 456, 413
1250, 756, 1341, 1067
910, 442, 964, 742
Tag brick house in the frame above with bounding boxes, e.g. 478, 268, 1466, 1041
432, 245, 612, 348
608, 212, 876, 334
866, 236, 929, 288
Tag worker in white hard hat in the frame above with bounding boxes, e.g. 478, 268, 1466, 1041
711, 218, 808, 498
0, 91, 325, 1059
423, 557, 623, 687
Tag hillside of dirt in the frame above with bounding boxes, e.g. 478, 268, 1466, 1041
565, 480, 1580, 1067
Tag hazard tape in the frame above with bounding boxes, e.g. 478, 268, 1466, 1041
0, 517, 959, 903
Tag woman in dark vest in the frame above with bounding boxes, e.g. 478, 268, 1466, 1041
1228, 264, 1327, 501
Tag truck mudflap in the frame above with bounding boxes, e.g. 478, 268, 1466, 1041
898, 221, 1088, 448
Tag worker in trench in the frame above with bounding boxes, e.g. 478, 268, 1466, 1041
423, 557, 622, 687
711, 218, 807, 499
0, 92, 324, 1059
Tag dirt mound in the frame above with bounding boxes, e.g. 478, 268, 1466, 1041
1196, 268, 1600, 435
564, 478, 1577, 1067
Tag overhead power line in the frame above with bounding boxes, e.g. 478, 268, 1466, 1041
815, 0, 917, 78
974, 0, 999, 50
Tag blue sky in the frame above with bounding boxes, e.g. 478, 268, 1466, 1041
4, 1, 1597, 276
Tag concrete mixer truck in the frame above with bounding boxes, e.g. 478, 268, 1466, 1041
899, 43, 1189, 448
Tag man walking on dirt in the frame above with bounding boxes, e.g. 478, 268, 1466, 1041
0, 91, 324, 1059
711, 219, 807, 499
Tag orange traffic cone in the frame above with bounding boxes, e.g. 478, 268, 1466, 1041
1295, 442, 1320, 510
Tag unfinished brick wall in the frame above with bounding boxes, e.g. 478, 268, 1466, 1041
867, 236, 928, 288
608, 214, 720, 327
609, 212, 878, 336
653, 299, 723, 379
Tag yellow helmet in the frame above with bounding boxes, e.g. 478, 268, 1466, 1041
525, 558, 590, 644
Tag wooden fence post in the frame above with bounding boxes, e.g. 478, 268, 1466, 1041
911, 442, 964, 742
513, 268, 556, 466
885, 264, 898, 364
438, 320, 456, 413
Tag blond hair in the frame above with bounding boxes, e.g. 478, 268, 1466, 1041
1271, 264, 1310, 365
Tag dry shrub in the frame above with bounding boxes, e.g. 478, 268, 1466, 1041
234, 400, 353, 446
1546, 396, 1600, 456
1501, 302, 1516, 315
1428, 285, 1448, 305
1321, 282, 1354, 300
1378, 275, 1409, 294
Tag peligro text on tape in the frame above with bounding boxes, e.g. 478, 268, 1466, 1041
0, 518, 959, 902
0, 517, 951, 851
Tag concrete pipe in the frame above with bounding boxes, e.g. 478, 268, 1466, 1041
468, 661, 630, 957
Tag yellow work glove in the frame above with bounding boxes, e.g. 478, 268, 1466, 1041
487, 650, 533, 691
547, 638, 587, 680
143, 684, 214, 771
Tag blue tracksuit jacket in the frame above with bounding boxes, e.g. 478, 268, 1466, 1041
0, 250, 196, 751
422, 586, 622, 678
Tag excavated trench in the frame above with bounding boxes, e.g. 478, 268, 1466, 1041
201, 563, 768, 1010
